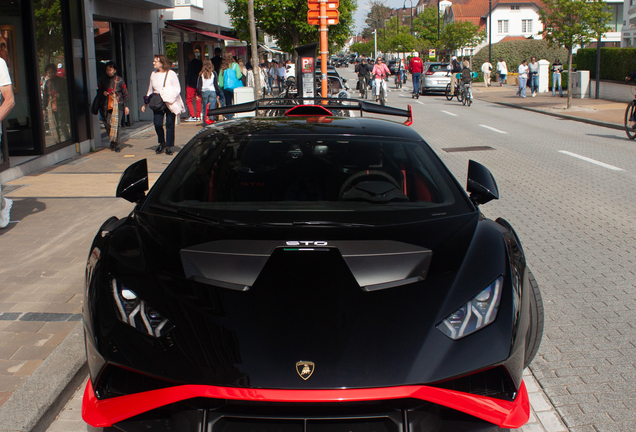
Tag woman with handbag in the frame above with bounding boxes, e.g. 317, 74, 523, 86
197, 59, 221, 123
218, 53, 242, 120
141, 54, 184, 155
97, 61, 129, 152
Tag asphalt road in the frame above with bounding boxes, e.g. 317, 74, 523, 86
47, 68, 636, 432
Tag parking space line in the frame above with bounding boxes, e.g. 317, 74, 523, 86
558, 150, 624, 171
441, 110, 458, 116
479, 125, 508, 134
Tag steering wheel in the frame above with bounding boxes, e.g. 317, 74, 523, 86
339, 170, 402, 201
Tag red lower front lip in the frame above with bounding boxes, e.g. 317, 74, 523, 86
82, 380, 529, 428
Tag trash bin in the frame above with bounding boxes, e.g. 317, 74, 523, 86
233, 87, 256, 118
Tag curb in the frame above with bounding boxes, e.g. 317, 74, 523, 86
477, 97, 625, 131
0, 322, 87, 432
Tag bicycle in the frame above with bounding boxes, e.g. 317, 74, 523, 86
395, 70, 403, 89
458, 72, 478, 107
625, 84, 636, 139
445, 72, 462, 102
375, 76, 388, 106
358, 75, 368, 99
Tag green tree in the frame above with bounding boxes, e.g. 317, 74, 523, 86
412, 6, 442, 50
539, 0, 611, 108
225, 0, 356, 57
165, 43, 178, 63
363, 0, 392, 40
440, 21, 486, 58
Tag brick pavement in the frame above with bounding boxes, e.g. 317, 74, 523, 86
0, 122, 203, 431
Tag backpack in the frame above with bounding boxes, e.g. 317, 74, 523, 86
461, 67, 472, 82
452, 60, 461, 73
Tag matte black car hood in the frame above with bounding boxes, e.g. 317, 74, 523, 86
104, 210, 512, 389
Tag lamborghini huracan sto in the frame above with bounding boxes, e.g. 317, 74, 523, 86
82, 100, 543, 432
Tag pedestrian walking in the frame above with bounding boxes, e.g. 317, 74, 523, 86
197, 59, 220, 121
238, 58, 248, 87
141, 54, 184, 156
0, 57, 15, 229
517, 59, 529, 98
551, 58, 563, 97
211, 47, 223, 76
218, 53, 242, 120
184, 49, 203, 122
529, 56, 539, 97
268, 62, 276, 96
276, 61, 286, 93
97, 61, 129, 152
481, 60, 492, 87
496, 58, 508, 86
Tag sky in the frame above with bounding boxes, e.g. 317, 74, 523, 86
353, 0, 413, 33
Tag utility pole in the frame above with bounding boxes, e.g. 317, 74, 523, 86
488, 0, 492, 65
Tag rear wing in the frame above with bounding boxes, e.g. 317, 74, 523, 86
205, 98, 413, 126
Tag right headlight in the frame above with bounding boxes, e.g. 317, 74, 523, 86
110, 277, 174, 338
437, 276, 503, 340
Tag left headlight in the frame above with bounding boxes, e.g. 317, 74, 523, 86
111, 277, 174, 338
437, 276, 503, 340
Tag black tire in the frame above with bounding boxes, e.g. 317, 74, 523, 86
462, 92, 467, 105
380, 84, 386, 106
466, 89, 472, 106
625, 100, 636, 139
524, 269, 544, 369
445, 83, 453, 100
457, 88, 464, 103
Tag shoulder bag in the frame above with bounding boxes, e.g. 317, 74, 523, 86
148, 72, 169, 112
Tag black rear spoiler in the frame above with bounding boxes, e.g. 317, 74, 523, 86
205, 98, 413, 126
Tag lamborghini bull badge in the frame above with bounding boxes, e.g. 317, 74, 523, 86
296, 361, 315, 380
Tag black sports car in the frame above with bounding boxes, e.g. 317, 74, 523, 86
82, 100, 543, 432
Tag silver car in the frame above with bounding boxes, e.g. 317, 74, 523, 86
419, 62, 451, 95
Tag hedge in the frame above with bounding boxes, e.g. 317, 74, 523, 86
470, 39, 569, 84
574, 48, 636, 81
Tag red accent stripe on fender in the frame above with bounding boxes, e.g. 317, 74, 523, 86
83, 379, 529, 428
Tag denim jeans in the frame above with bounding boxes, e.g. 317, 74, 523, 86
552, 73, 562, 96
498, 73, 506, 84
518, 76, 527, 97
530, 74, 539, 94
223, 89, 234, 119
267, 76, 274, 94
201, 90, 217, 116
411, 72, 421, 94
153, 109, 176, 147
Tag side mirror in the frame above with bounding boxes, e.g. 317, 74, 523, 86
116, 159, 149, 203
466, 160, 499, 206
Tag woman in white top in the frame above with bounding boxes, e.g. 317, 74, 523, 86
141, 54, 183, 155
496, 58, 508, 87
517, 59, 529, 98
197, 59, 221, 122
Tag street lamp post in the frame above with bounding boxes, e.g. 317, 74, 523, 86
373, 29, 377, 60
403, 0, 413, 36
488, 0, 492, 64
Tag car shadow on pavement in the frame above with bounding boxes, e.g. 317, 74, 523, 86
0, 198, 46, 234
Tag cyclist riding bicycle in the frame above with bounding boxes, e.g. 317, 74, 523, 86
459, 60, 473, 100
372, 57, 390, 103
355, 58, 371, 97
447, 56, 462, 95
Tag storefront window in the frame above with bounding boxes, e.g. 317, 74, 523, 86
35, 0, 72, 147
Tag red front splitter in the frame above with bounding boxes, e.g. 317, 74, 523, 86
83, 379, 529, 429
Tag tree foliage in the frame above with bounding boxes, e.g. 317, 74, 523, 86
225, 0, 356, 55
440, 21, 486, 55
539, 0, 611, 107
363, 0, 392, 40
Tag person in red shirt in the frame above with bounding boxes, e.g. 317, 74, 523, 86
408, 53, 423, 97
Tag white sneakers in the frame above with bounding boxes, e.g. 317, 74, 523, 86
184, 117, 201, 122
532, 92, 536, 97
0, 197, 12, 229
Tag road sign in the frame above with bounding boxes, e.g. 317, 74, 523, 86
307, 9, 339, 25
307, 0, 339, 10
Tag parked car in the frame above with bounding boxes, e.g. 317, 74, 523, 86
419, 62, 451, 95
82, 100, 543, 432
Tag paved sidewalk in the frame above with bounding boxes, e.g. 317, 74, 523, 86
0, 121, 203, 431
472, 82, 625, 130
1, 89, 623, 431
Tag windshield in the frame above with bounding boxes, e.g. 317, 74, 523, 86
149, 131, 471, 223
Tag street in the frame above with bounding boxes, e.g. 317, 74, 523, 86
5, 67, 636, 432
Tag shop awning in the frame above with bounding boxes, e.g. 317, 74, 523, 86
165, 22, 238, 42
259, 44, 285, 55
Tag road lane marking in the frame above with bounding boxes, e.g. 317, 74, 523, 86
479, 125, 508, 134
441, 110, 458, 116
558, 150, 624, 171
